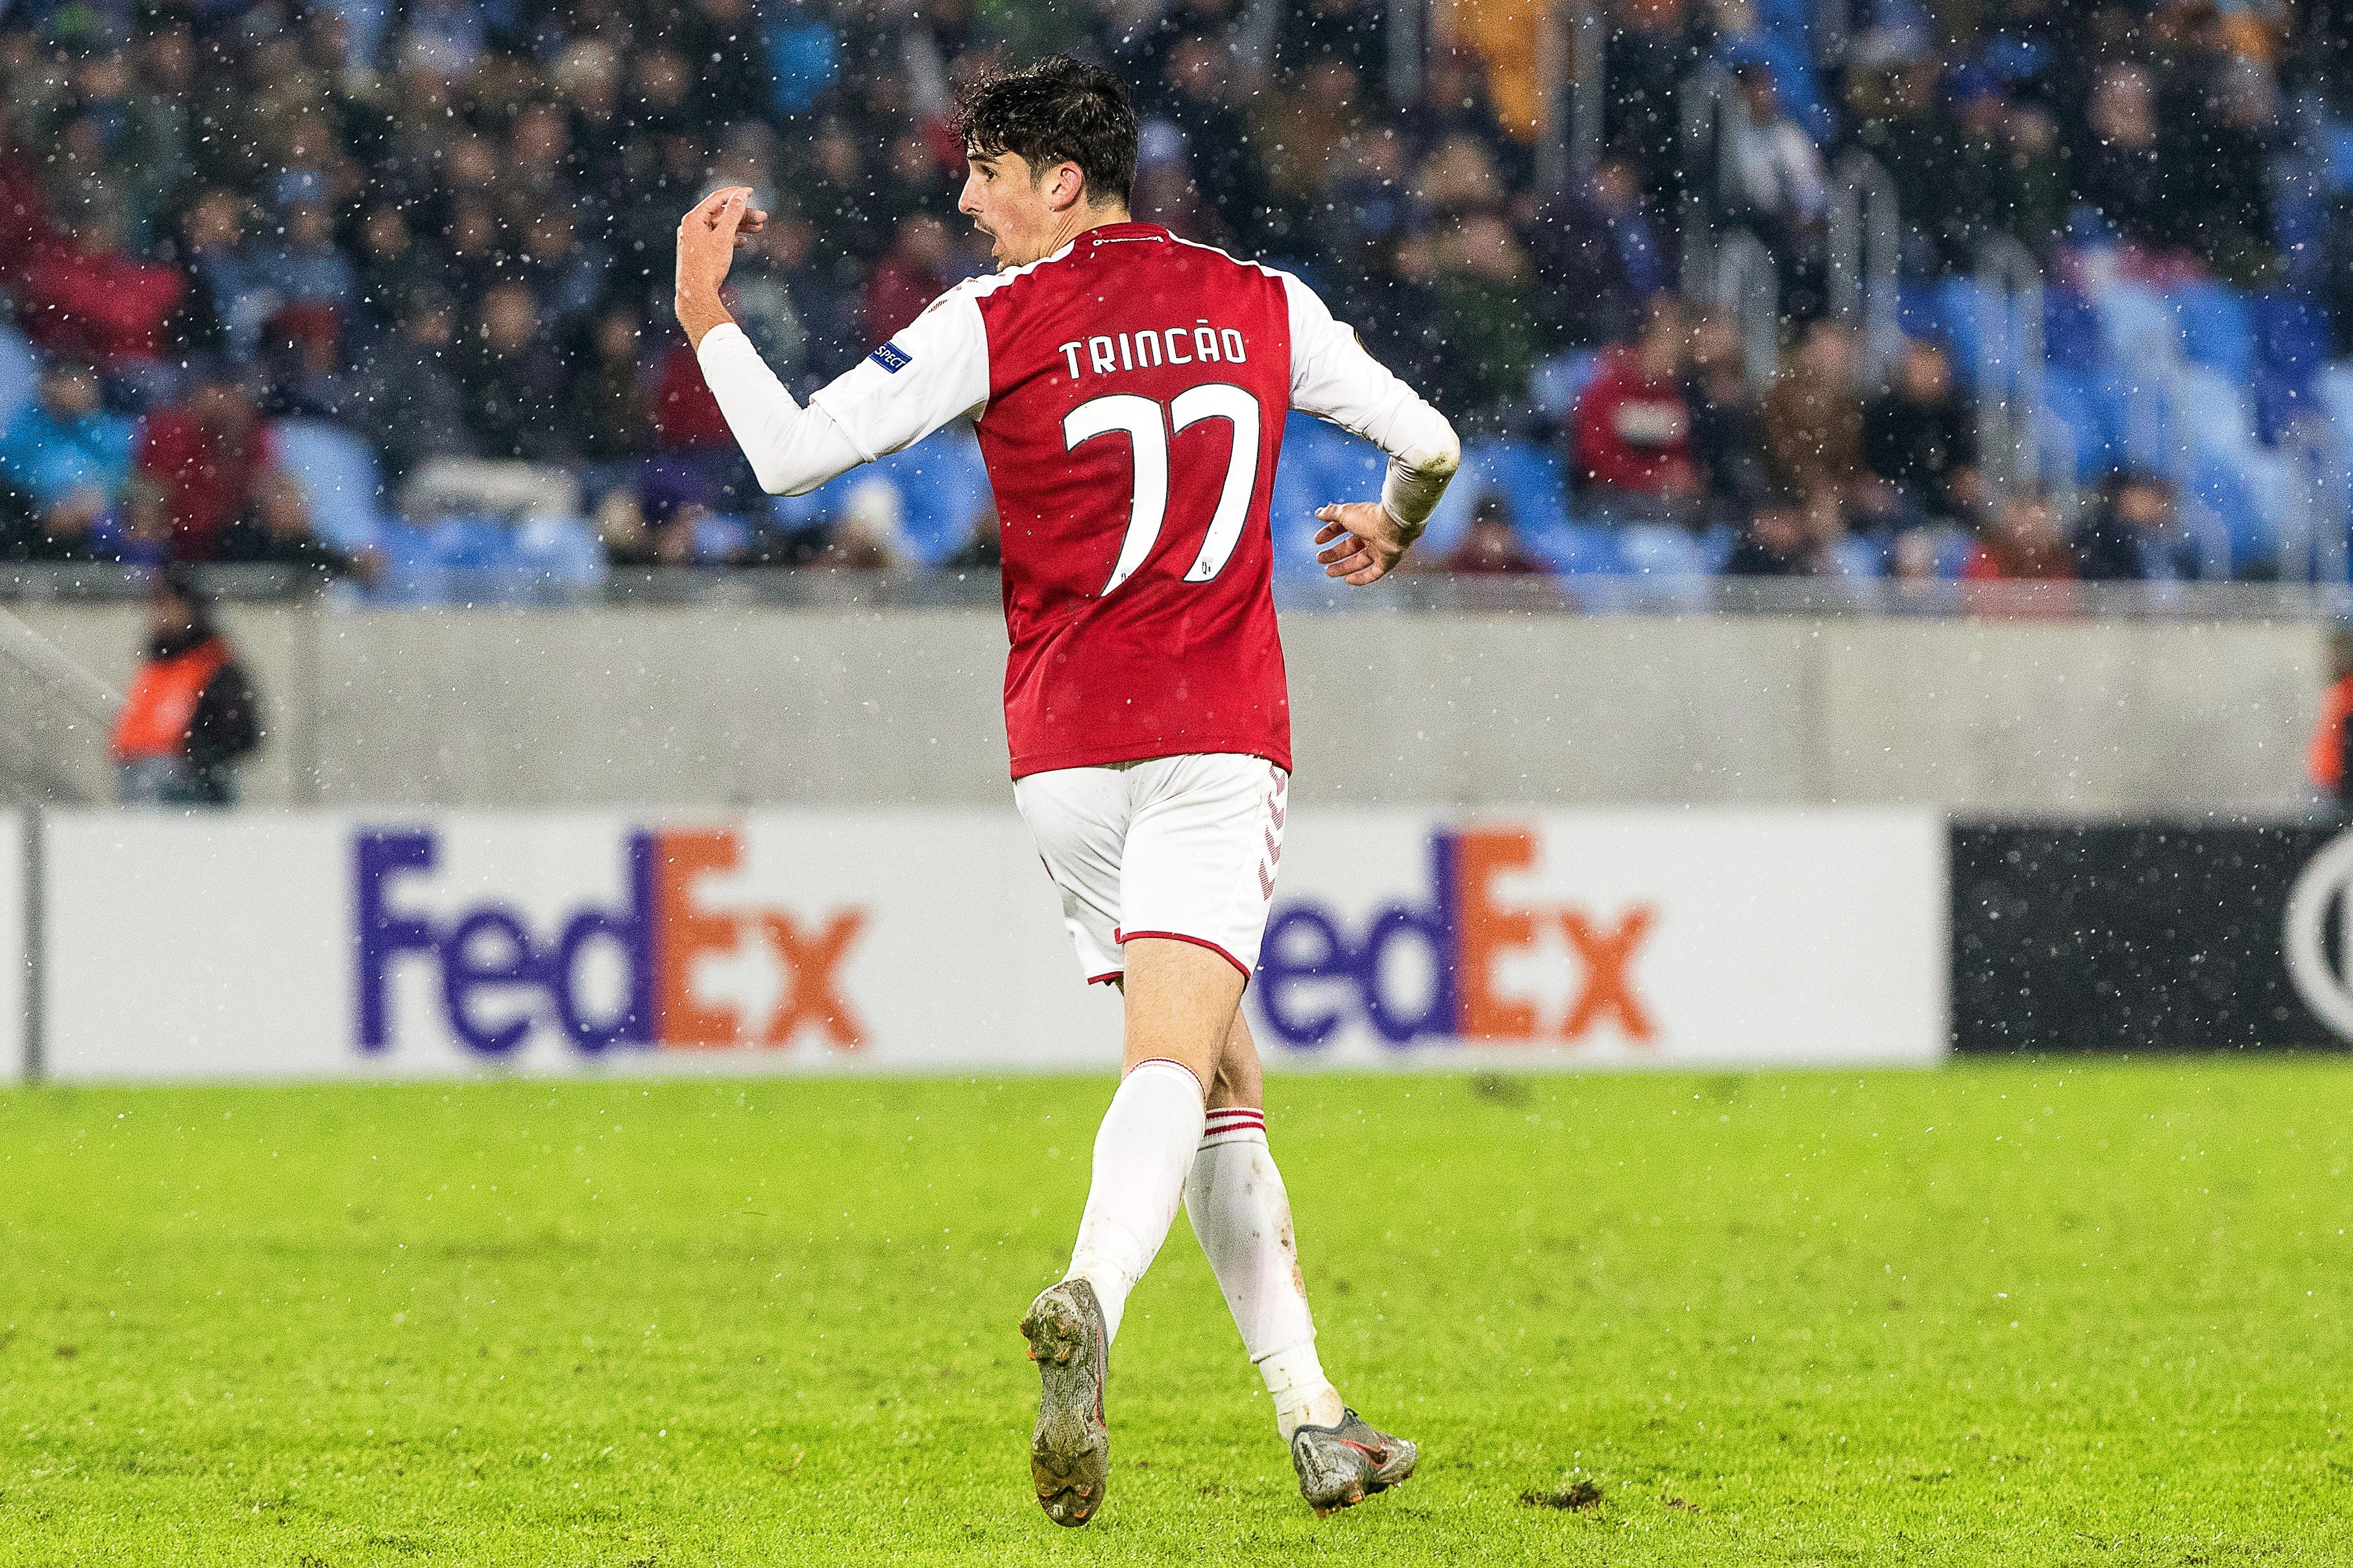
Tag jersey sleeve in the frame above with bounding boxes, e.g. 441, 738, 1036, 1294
1279, 271, 1460, 527
807, 284, 992, 463
696, 324, 867, 496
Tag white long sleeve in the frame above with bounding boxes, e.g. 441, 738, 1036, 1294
694, 324, 866, 496
1278, 272, 1461, 529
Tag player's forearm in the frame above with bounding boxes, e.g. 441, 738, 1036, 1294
676, 287, 736, 353
694, 323, 865, 496
1378, 401, 1461, 533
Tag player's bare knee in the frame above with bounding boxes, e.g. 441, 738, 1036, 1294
1119, 937, 1245, 1092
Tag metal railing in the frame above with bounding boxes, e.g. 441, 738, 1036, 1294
0, 565, 2338, 621
1974, 235, 2049, 501
1711, 231, 1782, 395
1828, 150, 1902, 383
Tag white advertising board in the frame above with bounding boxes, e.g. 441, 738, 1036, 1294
0, 812, 22, 1079
1250, 808, 1948, 1068
38, 807, 1946, 1081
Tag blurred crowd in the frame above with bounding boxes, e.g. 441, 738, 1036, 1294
0, 0, 2344, 581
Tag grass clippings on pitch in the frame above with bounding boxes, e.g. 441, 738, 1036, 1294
2, 1061, 2348, 1565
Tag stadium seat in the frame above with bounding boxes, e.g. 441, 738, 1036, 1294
1930, 527, 1977, 579
1419, 437, 1568, 561
2173, 282, 2255, 383
2095, 281, 2184, 372
2327, 123, 2353, 195
1271, 415, 1386, 575
0, 322, 36, 434
1615, 524, 1712, 579
512, 514, 606, 588
2175, 364, 2258, 452
1529, 351, 1599, 423
2184, 446, 2287, 573
426, 515, 518, 572
1528, 522, 1620, 575
1939, 276, 2037, 392
1829, 535, 1885, 579
2042, 287, 2103, 374
868, 422, 991, 566
691, 512, 753, 562
367, 518, 453, 605
2252, 291, 2332, 392
2037, 368, 2113, 481
274, 417, 389, 552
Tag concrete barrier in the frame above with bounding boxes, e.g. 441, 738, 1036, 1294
0, 604, 2323, 816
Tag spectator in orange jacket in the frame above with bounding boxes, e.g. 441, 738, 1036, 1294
2308, 629, 2353, 818
113, 571, 261, 806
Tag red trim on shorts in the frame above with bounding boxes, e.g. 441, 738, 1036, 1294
1086, 971, 1123, 987
1114, 928, 1252, 980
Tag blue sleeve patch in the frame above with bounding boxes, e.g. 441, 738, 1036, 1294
869, 342, 913, 373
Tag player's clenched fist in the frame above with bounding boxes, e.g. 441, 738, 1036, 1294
1313, 501, 1421, 586
673, 186, 768, 348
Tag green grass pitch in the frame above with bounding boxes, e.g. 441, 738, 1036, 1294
2, 1061, 2348, 1565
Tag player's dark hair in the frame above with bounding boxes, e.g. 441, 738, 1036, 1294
955, 55, 1137, 210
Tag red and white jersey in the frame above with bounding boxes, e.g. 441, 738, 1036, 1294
807, 222, 1443, 780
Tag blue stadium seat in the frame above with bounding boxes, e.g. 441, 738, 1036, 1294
2037, 368, 2112, 481
427, 515, 517, 572
0, 324, 36, 435
2042, 287, 2102, 373
2252, 291, 2331, 391
274, 417, 389, 551
1528, 522, 1620, 575
1271, 415, 1387, 575
2175, 364, 2258, 452
866, 422, 990, 564
1829, 535, 1884, 579
1418, 437, 1568, 561
2328, 124, 2353, 195
1931, 527, 1978, 579
1936, 277, 1987, 384
367, 519, 453, 605
1615, 524, 1712, 579
1940, 276, 2036, 389
513, 514, 605, 586
1529, 350, 1599, 423
2185, 447, 2284, 573
2173, 282, 2255, 383
1897, 282, 1944, 346
2095, 282, 2182, 370
691, 512, 753, 561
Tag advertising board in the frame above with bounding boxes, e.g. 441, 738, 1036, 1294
40, 807, 1947, 1081
1951, 823, 2353, 1052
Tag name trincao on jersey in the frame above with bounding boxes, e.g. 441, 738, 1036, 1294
1058, 321, 1252, 380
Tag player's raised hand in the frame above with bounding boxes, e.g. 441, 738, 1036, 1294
1313, 501, 1420, 586
674, 187, 768, 347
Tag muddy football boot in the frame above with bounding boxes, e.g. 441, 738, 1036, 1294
1019, 1279, 1110, 1527
1289, 1408, 1419, 1515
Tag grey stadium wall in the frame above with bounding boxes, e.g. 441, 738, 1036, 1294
0, 605, 2323, 815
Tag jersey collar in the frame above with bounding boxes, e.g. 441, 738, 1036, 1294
1078, 222, 1172, 248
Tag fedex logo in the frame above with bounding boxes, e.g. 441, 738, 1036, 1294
1256, 828, 1656, 1050
354, 827, 866, 1057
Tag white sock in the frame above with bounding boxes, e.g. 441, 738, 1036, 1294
1184, 1109, 1347, 1440
1064, 1057, 1206, 1343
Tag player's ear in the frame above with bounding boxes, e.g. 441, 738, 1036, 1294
1049, 160, 1087, 213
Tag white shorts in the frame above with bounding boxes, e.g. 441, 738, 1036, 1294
1014, 753, 1289, 985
